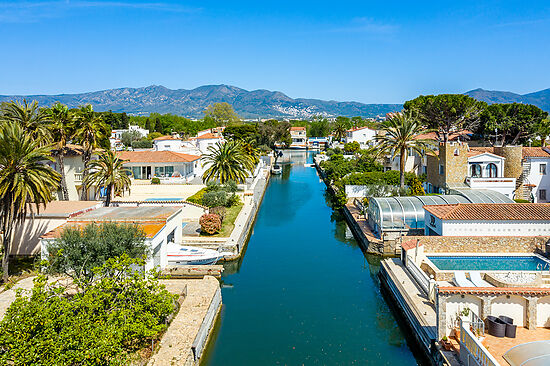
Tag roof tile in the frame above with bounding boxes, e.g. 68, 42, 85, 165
424, 203, 550, 221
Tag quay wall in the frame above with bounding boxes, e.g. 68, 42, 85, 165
406, 235, 550, 254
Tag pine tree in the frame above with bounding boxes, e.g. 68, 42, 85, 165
145, 118, 151, 132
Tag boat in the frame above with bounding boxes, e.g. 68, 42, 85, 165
166, 243, 223, 265
271, 164, 282, 175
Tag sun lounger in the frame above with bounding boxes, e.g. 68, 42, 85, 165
470, 271, 493, 287
453, 271, 475, 287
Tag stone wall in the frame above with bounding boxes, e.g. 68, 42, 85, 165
407, 235, 550, 253
426, 142, 469, 193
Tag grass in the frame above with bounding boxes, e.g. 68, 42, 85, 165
1, 256, 39, 291
200, 203, 244, 237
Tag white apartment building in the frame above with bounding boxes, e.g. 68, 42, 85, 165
345, 126, 376, 148
290, 127, 307, 149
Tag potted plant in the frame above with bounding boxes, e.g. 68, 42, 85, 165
440, 336, 452, 351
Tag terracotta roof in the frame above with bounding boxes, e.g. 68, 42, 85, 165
522, 147, 550, 158
346, 126, 373, 132
424, 203, 550, 221
196, 133, 221, 140
415, 130, 472, 141
401, 239, 422, 251
153, 135, 180, 141
290, 127, 306, 131
28, 201, 102, 218
118, 150, 200, 163
438, 287, 550, 296
41, 221, 166, 239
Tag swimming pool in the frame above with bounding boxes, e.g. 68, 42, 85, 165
427, 255, 550, 271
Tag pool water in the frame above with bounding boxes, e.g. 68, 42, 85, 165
428, 256, 550, 271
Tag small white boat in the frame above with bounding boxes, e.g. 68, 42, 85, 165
303, 163, 315, 167
271, 164, 282, 174
166, 243, 222, 265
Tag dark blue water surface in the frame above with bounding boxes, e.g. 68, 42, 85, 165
202, 151, 422, 365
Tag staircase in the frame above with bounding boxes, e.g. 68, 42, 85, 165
515, 161, 532, 200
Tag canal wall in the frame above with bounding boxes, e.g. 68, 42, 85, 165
314, 156, 399, 257
148, 276, 222, 366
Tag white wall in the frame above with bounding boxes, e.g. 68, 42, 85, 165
12, 218, 66, 255
525, 157, 550, 203
445, 294, 482, 336
154, 139, 183, 151
345, 127, 376, 147
537, 296, 550, 327
491, 295, 526, 327
439, 220, 550, 236
466, 177, 516, 200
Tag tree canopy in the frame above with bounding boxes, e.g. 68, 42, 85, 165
203, 102, 240, 126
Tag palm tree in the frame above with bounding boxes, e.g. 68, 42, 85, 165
86, 150, 131, 207
202, 140, 255, 184
332, 118, 349, 142
73, 105, 108, 200
0, 100, 51, 143
375, 112, 435, 189
46, 103, 73, 201
0, 122, 60, 281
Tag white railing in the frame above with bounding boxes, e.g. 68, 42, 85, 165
74, 173, 83, 182
405, 255, 430, 295
459, 318, 500, 366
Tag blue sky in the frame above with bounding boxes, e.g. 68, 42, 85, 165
1, 0, 549, 103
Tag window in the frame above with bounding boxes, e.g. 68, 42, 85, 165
541, 164, 547, 175
429, 215, 436, 227
439, 164, 444, 175
540, 189, 547, 201
470, 164, 482, 178
487, 163, 498, 178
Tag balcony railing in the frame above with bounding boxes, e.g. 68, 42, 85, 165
466, 177, 516, 184
459, 317, 499, 366
74, 173, 83, 182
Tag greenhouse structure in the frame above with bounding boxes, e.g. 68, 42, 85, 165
366, 189, 513, 239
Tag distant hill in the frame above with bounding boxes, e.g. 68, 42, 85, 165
0, 85, 402, 119
465, 88, 550, 111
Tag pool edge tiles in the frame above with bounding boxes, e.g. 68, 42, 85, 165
426, 254, 550, 272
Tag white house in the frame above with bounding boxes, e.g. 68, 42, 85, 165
522, 147, 550, 203
289, 127, 307, 149
110, 125, 149, 148
40, 206, 184, 271
345, 126, 376, 148
153, 135, 184, 151
465, 151, 516, 199
424, 203, 550, 236
118, 150, 202, 181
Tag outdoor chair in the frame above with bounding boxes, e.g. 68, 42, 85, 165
486, 316, 506, 337
499, 316, 517, 338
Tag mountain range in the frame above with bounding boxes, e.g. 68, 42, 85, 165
465, 88, 550, 111
1, 85, 549, 119
0, 85, 402, 119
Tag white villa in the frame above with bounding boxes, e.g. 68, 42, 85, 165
118, 150, 202, 181
424, 203, 550, 236
290, 127, 307, 149
152, 128, 224, 155
345, 126, 376, 148
110, 125, 149, 148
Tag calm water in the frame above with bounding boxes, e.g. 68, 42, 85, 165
202, 151, 422, 365
428, 255, 550, 271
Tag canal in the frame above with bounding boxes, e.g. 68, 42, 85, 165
203, 151, 423, 365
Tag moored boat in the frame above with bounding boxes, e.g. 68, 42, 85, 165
166, 243, 222, 265
271, 164, 282, 174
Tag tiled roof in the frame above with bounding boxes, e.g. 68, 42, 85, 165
401, 239, 422, 251
522, 147, 550, 158
290, 126, 306, 131
424, 203, 550, 221
28, 201, 102, 218
153, 135, 180, 141
346, 126, 373, 132
118, 150, 200, 163
438, 287, 550, 296
196, 133, 221, 139
41, 221, 166, 239
415, 130, 472, 141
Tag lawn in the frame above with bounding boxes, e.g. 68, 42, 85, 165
201, 203, 244, 237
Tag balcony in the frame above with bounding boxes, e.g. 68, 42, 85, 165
465, 177, 516, 199
74, 173, 83, 182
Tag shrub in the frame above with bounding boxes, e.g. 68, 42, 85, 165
200, 214, 222, 234
344, 141, 360, 153
206, 181, 221, 192
186, 187, 207, 205
131, 138, 153, 149
47, 222, 148, 283
151, 177, 161, 184
225, 193, 241, 207
202, 191, 228, 208
0, 255, 176, 366
224, 180, 238, 193
408, 175, 425, 196
209, 206, 227, 223
514, 199, 530, 203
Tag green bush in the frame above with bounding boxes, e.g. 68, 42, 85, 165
344, 141, 360, 153
186, 187, 207, 205
514, 199, 530, 203
0, 255, 176, 366
226, 193, 241, 207
206, 181, 221, 192
130, 138, 153, 149
202, 191, 228, 208
47, 222, 148, 283
408, 175, 426, 196
199, 213, 222, 234
151, 177, 161, 184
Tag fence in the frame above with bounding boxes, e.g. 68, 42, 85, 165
459, 317, 500, 366
405, 255, 430, 295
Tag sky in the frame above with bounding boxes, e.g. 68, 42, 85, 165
1, 0, 550, 104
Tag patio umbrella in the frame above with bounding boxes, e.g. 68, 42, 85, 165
503, 340, 550, 366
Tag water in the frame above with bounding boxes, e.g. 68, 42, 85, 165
202, 151, 422, 365
428, 255, 550, 271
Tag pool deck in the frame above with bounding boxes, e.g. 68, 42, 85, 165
482, 327, 550, 364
